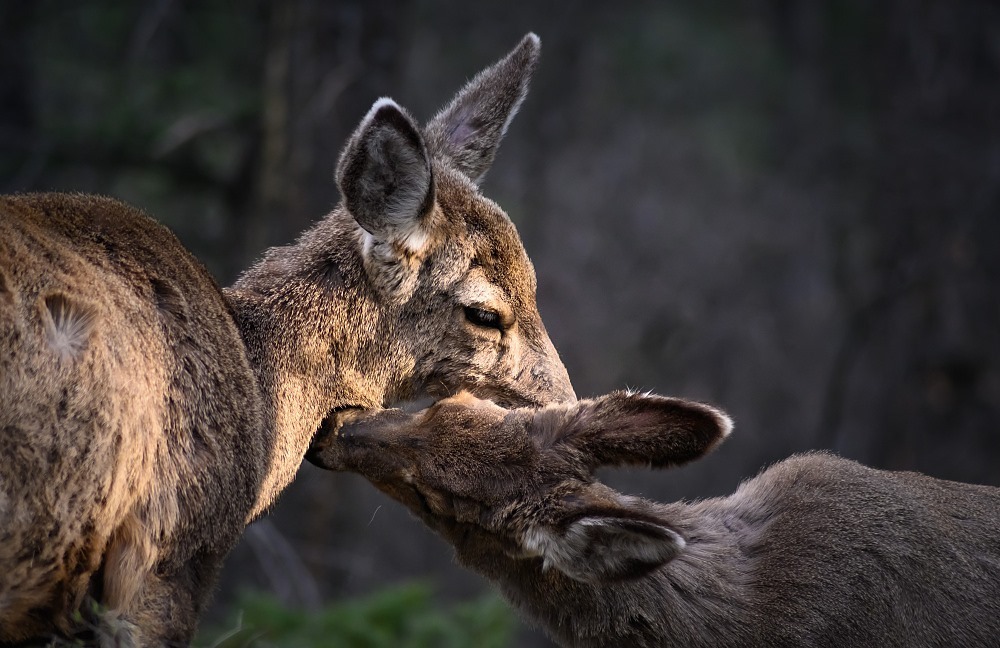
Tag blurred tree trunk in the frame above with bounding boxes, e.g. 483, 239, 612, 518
244, 0, 410, 263
856, 0, 1000, 480
0, 1, 37, 189
767, 0, 1000, 483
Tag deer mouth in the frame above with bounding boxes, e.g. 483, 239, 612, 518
407, 374, 549, 410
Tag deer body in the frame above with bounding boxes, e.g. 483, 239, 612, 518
310, 393, 1000, 648
0, 193, 265, 642
0, 35, 574, 645
494, 453, 1000, 648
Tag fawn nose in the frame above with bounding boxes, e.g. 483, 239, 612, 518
337, 408, 416, 444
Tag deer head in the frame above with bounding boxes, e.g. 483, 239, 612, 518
231, 34, 574, 425
230, 35, 577, 510
308, 390, 732, 583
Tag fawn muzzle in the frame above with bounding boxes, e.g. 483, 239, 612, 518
306, 407, 418, 471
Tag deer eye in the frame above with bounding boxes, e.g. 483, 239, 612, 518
464, 306, 502, 330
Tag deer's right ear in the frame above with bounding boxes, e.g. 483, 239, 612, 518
337, 98, 435, 254
543, 391, 733, 470
424, 33, 540, 185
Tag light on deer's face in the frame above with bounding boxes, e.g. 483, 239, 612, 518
334, 34, 574, 409
309, 390, 732, 583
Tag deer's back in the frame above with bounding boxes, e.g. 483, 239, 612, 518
0, 193, 263, 639
728, 452, 1000, 647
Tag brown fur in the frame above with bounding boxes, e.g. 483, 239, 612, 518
0, 34, 573, 645
0, 193, 263, 644
311, 392, 1000, 648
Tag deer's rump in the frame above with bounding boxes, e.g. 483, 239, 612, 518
0, 193, 262, 641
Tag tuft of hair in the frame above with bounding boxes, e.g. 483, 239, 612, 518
43, 293, 97, 361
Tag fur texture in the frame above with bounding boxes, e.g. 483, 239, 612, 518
0, 193, 263, 644
0, 34, 574, 646
311, 392, 1000, 648
424, 33, 540, 184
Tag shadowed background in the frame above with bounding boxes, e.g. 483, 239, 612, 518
3, 1, 999, 645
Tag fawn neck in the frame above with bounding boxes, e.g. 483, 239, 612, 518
457, 503, 756, 648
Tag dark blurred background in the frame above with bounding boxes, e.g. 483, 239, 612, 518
3, 1, 999, 645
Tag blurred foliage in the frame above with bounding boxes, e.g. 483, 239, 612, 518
199, 583, 515, 648
30, 1, 262, 149
5, 1, 267, 278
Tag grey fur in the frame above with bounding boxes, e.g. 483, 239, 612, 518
313, 391, 1000, 648
424, 33, 540, 184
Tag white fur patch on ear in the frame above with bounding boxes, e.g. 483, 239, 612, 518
398, 223, 430, 255
359, 228, 376, 259
717, 410, 735, 439
522, 525, 568, 572
366, 96, 399, 120
356, 211, 429, 260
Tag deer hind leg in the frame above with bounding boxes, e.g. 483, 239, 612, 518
94, 513, 157, 647
98, 511, 210, 646
100, 552, 221, 647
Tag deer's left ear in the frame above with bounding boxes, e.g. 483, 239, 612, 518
522, 492, 684, 583
543, 391, 732, 470
337, 98, 439, 301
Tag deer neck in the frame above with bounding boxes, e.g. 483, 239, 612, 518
227, 216, 392, 520
458, 504, 755, 648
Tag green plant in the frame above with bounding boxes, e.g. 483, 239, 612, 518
200, 582, 515, 648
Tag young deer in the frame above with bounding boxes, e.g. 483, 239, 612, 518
309, 391, 1000, 648
0, 34, 573, 645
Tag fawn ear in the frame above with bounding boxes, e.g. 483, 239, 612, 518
424, 33, 540, 184
524, 496, 684, 583
337, 98, 435, 253
545, 391, 732, 470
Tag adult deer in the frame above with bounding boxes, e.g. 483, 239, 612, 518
0, 34, 573, 645
310, 391, 1000, 648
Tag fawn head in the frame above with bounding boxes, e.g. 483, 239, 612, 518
309, 391, 732, 583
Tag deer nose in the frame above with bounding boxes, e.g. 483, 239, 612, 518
531, 361, 577, 403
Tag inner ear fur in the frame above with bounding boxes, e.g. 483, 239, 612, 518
337, 98, 435, 251
548, 390, 733, 470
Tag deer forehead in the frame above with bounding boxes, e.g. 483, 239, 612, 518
470, 224, 537, 315
453, 269, 509, 309
434, 169, 538, 307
